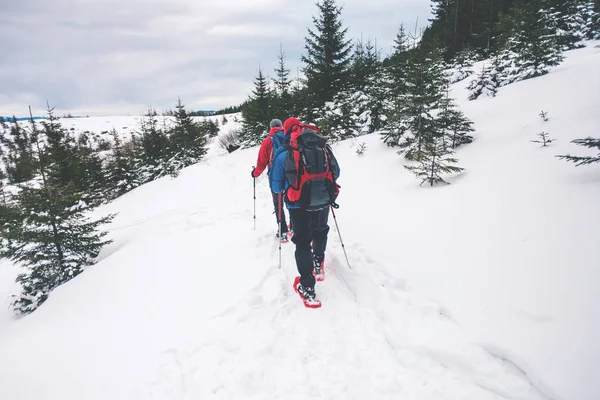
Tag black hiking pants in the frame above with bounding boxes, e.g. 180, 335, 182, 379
289, 206, 330, 289
272, 191, 289, 234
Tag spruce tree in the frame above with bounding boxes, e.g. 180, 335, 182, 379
104, 129, 138, 200
137, 108, 172, 181
547, 0, 587, 50
168, 98, 208, 169
0, 117, 37, 184
439, 84, 476, 148
240, 67, 271, 147
302, 0, 353, 118
1, 183, 114, 315
450, 46, 479, 83
467, 60, 499, 100
404, 136, 465, 186
557, 137, 600, 166
382, 40, 447, 161
40, 105, 81, 189
1, 114, 115, 315
72, 131, 107, 206
498, 0, 564, 83
272, 45, 293, 120
351, 38, 386, 134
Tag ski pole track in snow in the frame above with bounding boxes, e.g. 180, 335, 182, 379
140, 237, 549, 400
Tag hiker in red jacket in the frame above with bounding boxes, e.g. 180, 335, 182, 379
251, 119, 291, 241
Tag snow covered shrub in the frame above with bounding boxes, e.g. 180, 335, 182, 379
355, 141, 367, 155
218, 129, 241, 153
540, 110, 549, 122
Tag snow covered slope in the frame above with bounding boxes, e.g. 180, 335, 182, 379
1, 44, 599, 400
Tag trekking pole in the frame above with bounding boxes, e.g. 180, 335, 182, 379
330, 204, 351, 270
252, 167, 256, 230
278, 193, 282, 269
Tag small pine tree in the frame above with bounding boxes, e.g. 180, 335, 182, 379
531, 131, 553, 147
168, 98, 208, 169
450, 46, 479, 83
104, 130, 138, 199
136, 108, 172, 181
240, 67, 271, 147
557, 137, 600, 166
439, 84, 475, 148
72, 132, 107, 206
1, 183, 115, 315
498, 0, 564, 83
582, 1, 600, 39
317, 89, 360, 141
40, 105, 81, 189
0, 117, 37, 184
382, 40, 447, 161
272, 44, 293, 120
404, 137, 465, 186
467, 62, 499, 100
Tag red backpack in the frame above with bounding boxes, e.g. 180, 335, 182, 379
284, 125, 340, 211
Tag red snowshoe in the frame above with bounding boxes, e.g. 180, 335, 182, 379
293, 276, 321, 308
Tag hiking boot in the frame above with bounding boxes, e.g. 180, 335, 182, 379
297, 283, 316, 303
313, 254, 325, 281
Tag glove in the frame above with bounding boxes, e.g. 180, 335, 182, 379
251, 166, 256, 178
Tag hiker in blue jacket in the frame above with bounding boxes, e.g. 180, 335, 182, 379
270, 117, 341, 306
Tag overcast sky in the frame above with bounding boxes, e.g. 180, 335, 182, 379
0, 0, 432, 117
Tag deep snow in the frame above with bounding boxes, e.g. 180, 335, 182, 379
0, 43, 599, 400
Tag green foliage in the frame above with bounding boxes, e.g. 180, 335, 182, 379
404, 137, 465, 186
302, 0, 353, 118
557, 137, 600, 166
240, 67, 271, 147
0, 117, 37, 184
1, 183, 114, 315
381, 41, 448, 161
104, 130, 139, 200
497, 0, 564, 82
168, 98, 209, 168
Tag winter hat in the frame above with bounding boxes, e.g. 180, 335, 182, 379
270, 119, 283, 129
283, 117, 301, 136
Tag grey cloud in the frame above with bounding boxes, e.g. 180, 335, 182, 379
0, 0, 431, 117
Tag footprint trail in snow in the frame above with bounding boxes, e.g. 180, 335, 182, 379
141, 240, 552, 400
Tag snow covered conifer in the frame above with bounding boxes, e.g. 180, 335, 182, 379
39, 105, 81, 188
104, 129, 138, 200
498, 0, 564, 83
557, 137, 600, 166
450, 46, 479, 83
382, 40, 447, 161
240, 67, 271, 148
136, 108, 172, 181
0, 116, 37, 184
168, 98, 208, 169
467, 61, 499, 100
2, 183, 115, 315
439, 85, 475, 148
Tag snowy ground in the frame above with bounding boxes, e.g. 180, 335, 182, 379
0, 43, 599, 400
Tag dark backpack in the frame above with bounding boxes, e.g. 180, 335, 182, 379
284, 126, 340, 211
